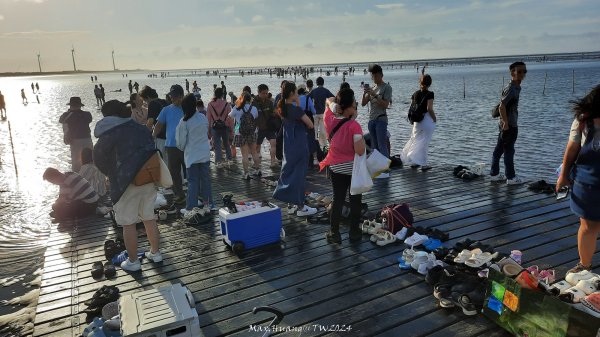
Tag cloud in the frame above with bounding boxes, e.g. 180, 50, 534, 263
251, 15, 264, 23
11, 0, 46, 3
375, 3, 404, 10
0, 30, 89, 39
234, 17, 242, 24
224, 5, 234, 15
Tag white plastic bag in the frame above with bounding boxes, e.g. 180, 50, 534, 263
350, 153, 373, 195
367, 149, 392, 178
157, 155, 173, 188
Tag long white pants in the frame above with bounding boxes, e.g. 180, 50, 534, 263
401, 113, 436, 166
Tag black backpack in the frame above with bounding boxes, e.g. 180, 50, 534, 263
407, 91, 429, 124
239, 105, 256, 136
211, 103, 228, 130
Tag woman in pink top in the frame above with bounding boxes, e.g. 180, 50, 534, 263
207, 87, 233, 166
320, 88, 366, 244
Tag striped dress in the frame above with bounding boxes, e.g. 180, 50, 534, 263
61, 172, 100, 204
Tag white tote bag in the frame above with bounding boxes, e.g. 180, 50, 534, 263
367, 149, 392, 178
350, 153, 373, 195
157, 155, 173, 188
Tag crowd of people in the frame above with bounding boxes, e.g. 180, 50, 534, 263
39, 61, 600, 275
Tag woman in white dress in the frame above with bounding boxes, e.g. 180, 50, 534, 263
401, 74, 436, 171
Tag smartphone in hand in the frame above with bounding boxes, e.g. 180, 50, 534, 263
556, 187, 569, 200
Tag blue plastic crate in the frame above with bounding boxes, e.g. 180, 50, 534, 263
219, 204, 283, 255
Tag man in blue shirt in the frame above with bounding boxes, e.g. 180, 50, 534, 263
308, 77, 334, 147
153, 84, 186, 204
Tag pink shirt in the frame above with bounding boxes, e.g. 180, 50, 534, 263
207, 99, 231, 128
319, 106, 363, 170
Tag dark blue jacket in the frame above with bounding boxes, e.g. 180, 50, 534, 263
93, 117, 156, 204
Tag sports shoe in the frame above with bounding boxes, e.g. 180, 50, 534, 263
506, 176, 524, 185
567, 262, 591, 275
490, 174, 506, 182
145, 250, 163, 263
120, 258, 141, 272
173, 196, 186, 205
297, 205, 317, 217
180, 208, 190, 216
376, 172, 390, 179
287, 205, 298, 215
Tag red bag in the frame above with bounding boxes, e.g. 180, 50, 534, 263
380, 203, 413, 234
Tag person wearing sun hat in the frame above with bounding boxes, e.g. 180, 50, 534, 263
59, 96, 93, 172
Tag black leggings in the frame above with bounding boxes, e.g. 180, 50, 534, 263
330, 171, 362, 233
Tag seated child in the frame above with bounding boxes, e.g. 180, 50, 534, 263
79, 148, 108, 199
43, 167, 99, 220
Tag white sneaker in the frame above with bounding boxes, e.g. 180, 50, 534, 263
490, 174, 506, 182
145, 250, 163, 263
120, 258, 141, 271
395, 227, 408, 241
376, 172, 390, 179
297, 205, 317, 217
287, 205, 298, 215
180, 208, 189, 216
506, 176, 523, 185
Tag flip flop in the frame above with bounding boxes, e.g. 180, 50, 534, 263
104, 263, 116, 279
375, 230, 397, 246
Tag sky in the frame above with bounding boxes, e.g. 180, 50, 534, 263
0, 0, 598, 72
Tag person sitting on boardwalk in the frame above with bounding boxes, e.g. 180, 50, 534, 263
79, 148, 108, 200
176, 94, 215, 214
401, 74, 436, 171
43, 167, 99, 221
490, 61, 526, 185
557, 84, 600, 274
59, 97, 93, 172
229, 91, 260, 179
93, 100, 162, 272
319, 88, 366, 244
273, 82, 317, 217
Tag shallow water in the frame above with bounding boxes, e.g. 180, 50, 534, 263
0, 60, 599, 334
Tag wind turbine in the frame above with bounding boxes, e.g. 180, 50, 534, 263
71, 45, 77, 71
112, 49, 116, 71
37, 52, 42, 73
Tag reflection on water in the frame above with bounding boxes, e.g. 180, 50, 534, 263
0, 60, 599, 333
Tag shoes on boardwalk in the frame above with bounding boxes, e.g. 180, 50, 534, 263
91, 261, 104, 279
506, 176, 524, 185
145, 250, 163, 263
165, 204, 178, 215
297, 205, 317, 217
104, 262, 116, 278
173, 196, 186, 205
287, 205, 298, 215
567, 262, 592, 276
489, 174, 506, 182
120, 258, 141, 272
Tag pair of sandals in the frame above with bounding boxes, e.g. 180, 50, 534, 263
83, 285, 120, 315
526, 265, 556, 284
104, 239, 126, 261
552, 270, 600, 303
305, 194, 332, 208
91, 261, 116, 279
453, 248, 498, 268
369, 229, 397, 246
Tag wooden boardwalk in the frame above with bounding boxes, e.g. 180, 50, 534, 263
32, 161, 595, 337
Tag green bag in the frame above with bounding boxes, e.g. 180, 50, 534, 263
483, 269, 600, 337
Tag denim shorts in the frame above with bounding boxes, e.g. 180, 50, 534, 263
571, 181, 600, 221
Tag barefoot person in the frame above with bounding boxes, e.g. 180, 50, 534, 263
59, 97, 93, 172
0, 91, 6, 119
43, 167, 99, 221
93, 100, 162, 272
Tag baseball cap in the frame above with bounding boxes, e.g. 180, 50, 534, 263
168, 84, 184, 97
368, 64, 383, 74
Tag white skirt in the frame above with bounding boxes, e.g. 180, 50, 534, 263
401, 113, 436, 166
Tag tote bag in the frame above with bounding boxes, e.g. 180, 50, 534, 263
367, 149, 392, 178
350, 153, 373, 195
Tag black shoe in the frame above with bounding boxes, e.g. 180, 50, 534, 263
91, 261, 104, 279
457, 283, 486, 316
103, 262, 116, 278
326, 230, 342, 244
349, 229, 362, 243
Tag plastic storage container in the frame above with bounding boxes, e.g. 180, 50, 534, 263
119, 283, 201, 337
219, 203, 284, 255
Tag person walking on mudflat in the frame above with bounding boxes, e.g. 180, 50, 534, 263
21, 89, 28, 104
0, 91, 6, 119
59, 97, 93, 172
490, 61, 526, 185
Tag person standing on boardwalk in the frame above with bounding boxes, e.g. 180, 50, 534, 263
273, 82, 317, 217
362, 64, 392, 178
140, 86, 169, 164
401, 74, 436, 171
176, 94, 215, 214
0, 91, 6, 119
309, 77, 334, 147
94, 100, 162, 272
319, 89, 366, 244
153, 84, 186, 205
207, 87, 232, 167
254, 84, 279, 168
490, 62, 526, 185
556, 84, 600, 275
128, 80, 133, 95
59, 97, 93, 172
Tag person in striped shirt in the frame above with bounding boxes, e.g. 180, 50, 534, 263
43, 167, 99, 220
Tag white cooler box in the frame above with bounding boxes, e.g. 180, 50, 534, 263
119, 283, 201, 337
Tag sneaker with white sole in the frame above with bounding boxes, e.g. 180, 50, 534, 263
376, 172, 390, 179
490, 174, 506, 182
287, 205, 298, 215
297, 206, 317, 217
506, 176, 523, 185
120, 258, 141, 272
145, 250, 163, 263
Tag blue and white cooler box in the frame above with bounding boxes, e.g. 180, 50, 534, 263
219, 203, 283, 254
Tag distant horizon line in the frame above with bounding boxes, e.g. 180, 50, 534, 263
2, 50, 599, 78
